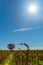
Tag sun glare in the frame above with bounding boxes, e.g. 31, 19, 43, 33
28, 3, 38, 14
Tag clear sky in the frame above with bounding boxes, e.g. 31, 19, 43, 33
0, 0, 43, 50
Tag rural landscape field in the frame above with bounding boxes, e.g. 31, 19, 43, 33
0, 49, 43, 65
0, 0, 43, 65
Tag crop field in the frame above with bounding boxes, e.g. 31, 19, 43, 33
0, 50, 43, 65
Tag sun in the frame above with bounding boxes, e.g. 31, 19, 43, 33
28, 3, 38, 14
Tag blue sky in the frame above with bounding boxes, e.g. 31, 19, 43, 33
0, 0, 43, 50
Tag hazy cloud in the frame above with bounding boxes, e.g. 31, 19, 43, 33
13, 26, 40, 32
30, 47, 43, 50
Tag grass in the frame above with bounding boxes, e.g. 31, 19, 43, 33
39, 60, 43, 65
0, 50, 43, 65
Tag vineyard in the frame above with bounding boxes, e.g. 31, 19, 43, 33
0, 50, 43, 65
